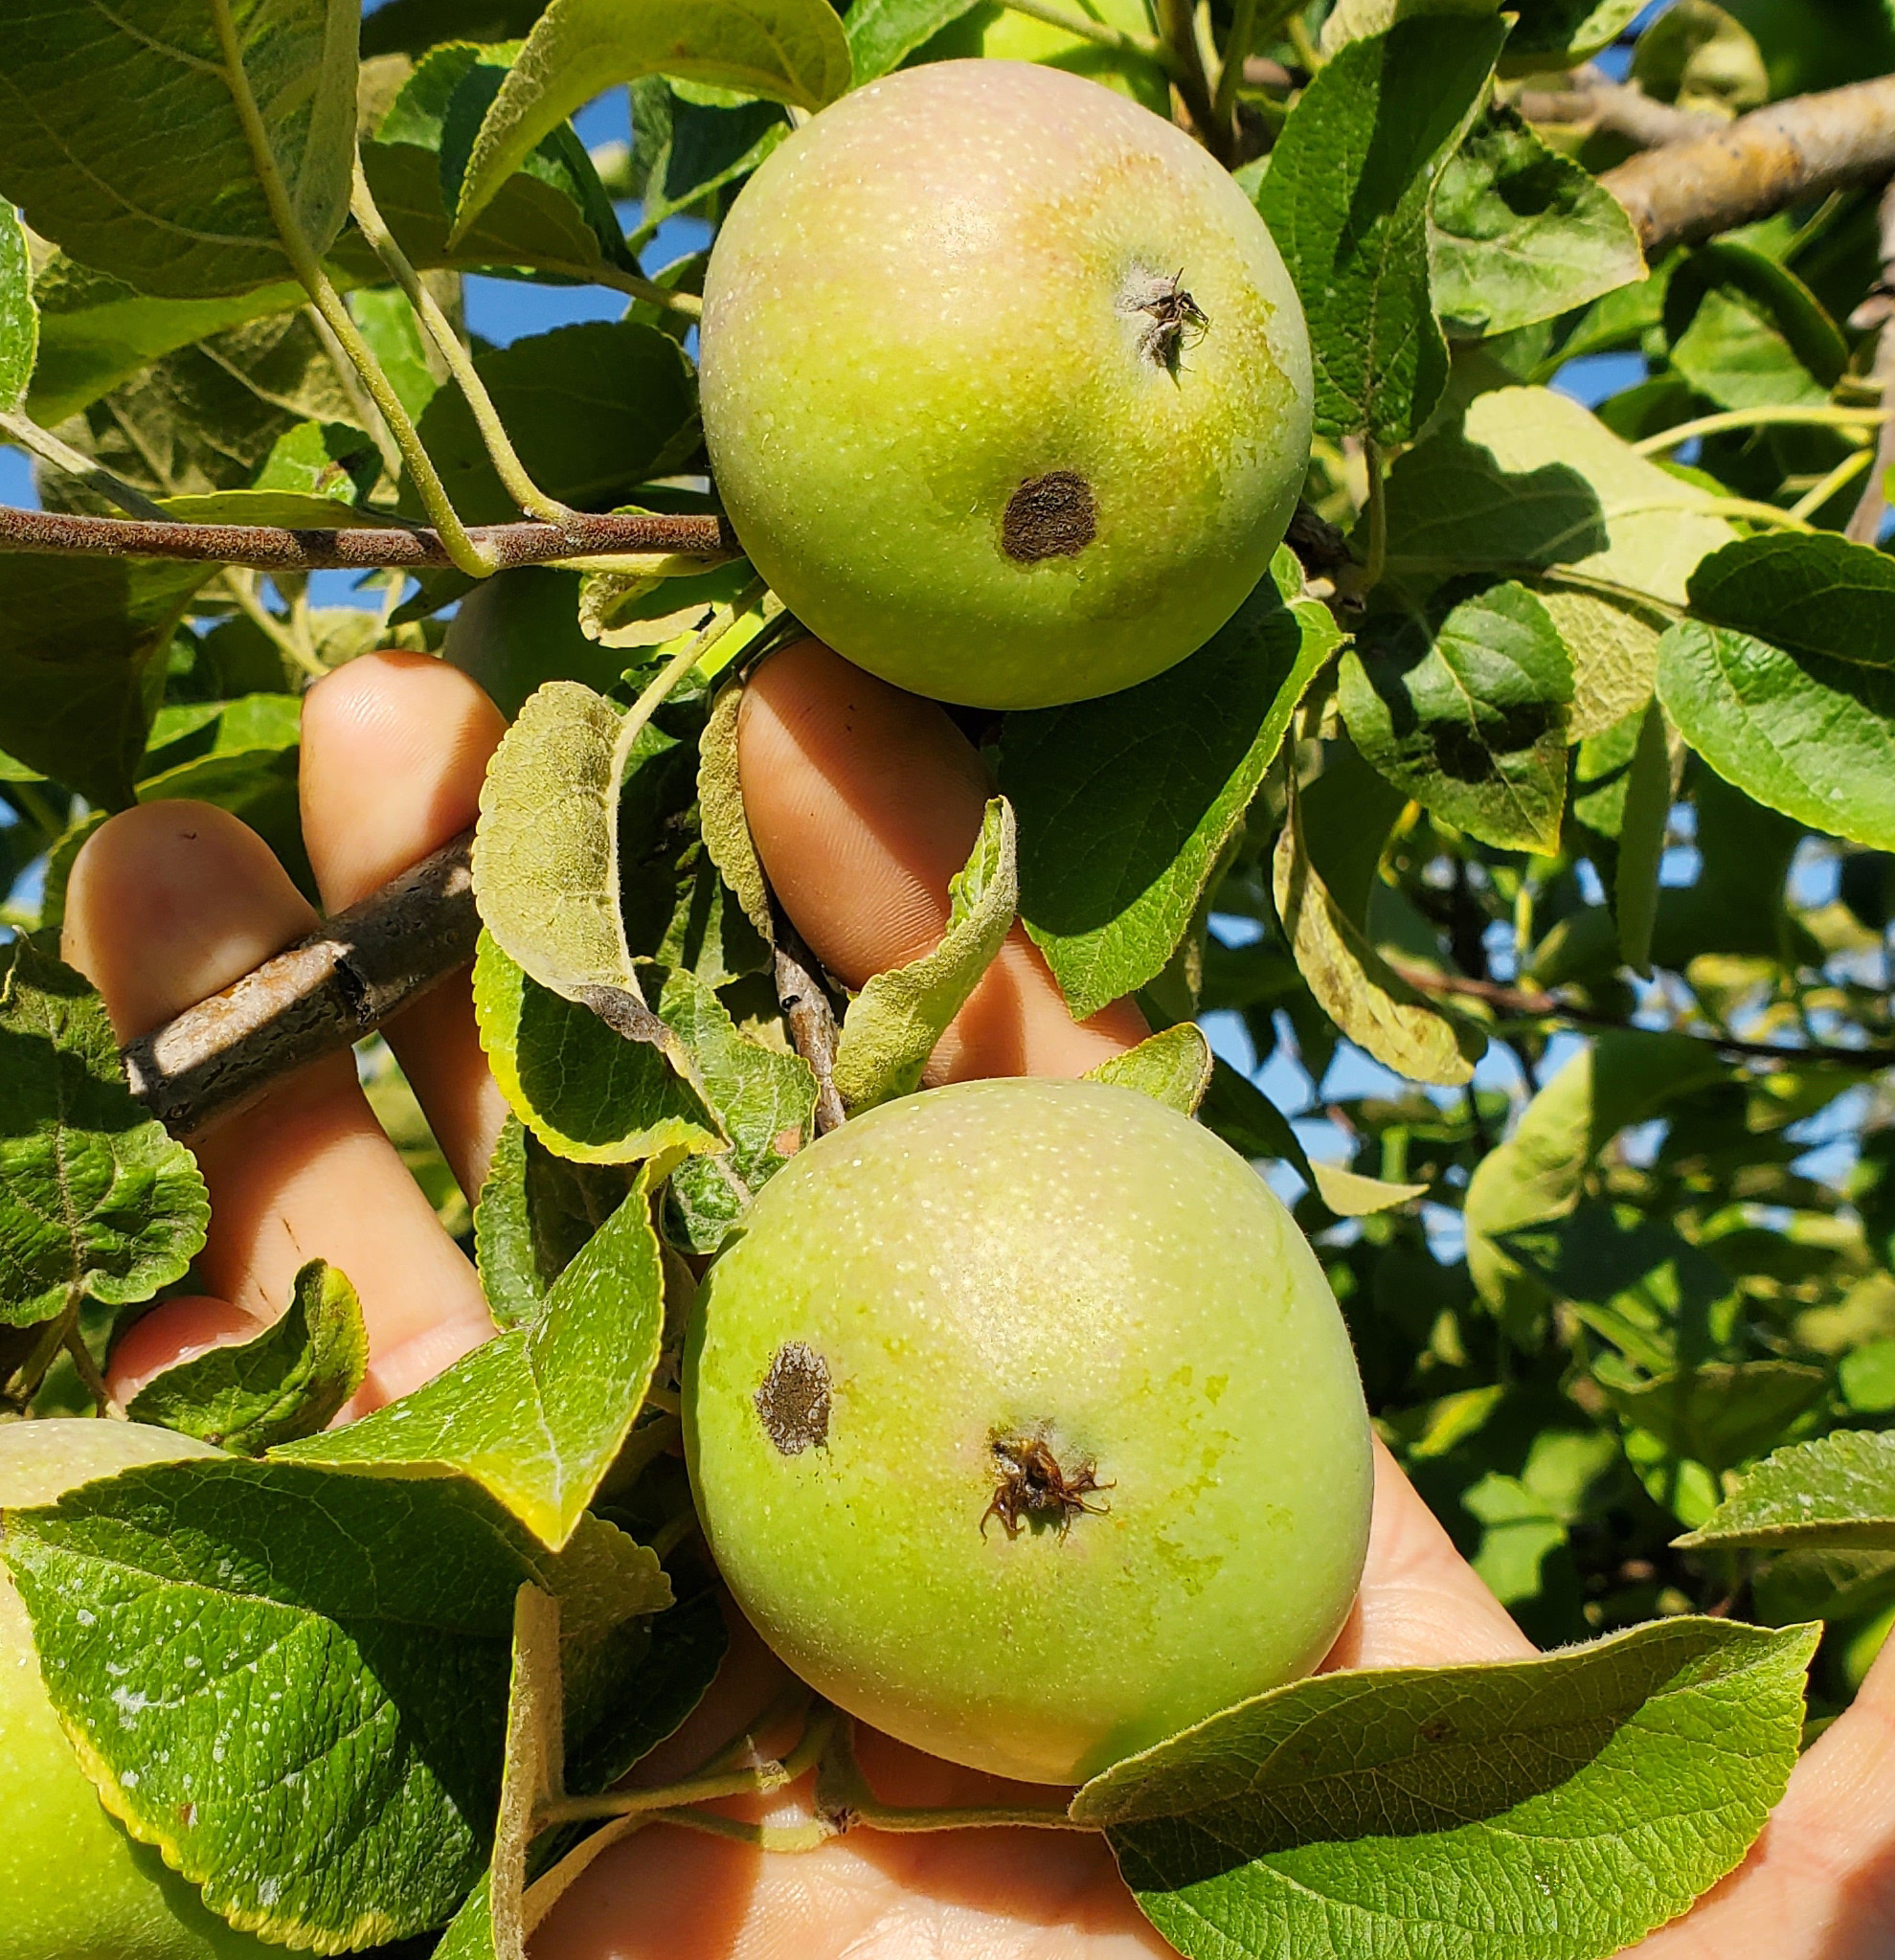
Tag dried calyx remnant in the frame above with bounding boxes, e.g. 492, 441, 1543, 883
756, 1340, 832, 1454
981, 1431, 1113, 1540
1128, 268, 1208, 371
1002, 471, 1097, 562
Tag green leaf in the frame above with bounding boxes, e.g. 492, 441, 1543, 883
1687, 530, 1895, 667
473, 933, 726, 1166
1657, 621, 1895, 850
1632, 1, 1768, 116
1197, 1055, 1315, 1182
283, 1168, 678, 1551
491, 1585, 564, 1960
1429, 106, 1645, 339
658, 967, 817, 1254
452, 0, 851, 238
0, 555, 211, 806
832, 799, 1019, 1114
1383, 386, 1735, 739
697, 676, 775, 945
1309, 1162, 1431, 1216
1084, 1024, 1213, 1117
0, 938, 208, 1330
1503, 0, 1647, 65
1664, 243, 1846, 413
1613, 698, 1671, 977
1254, 16, 1506, 443
846, 0, 983, 80
0, 0, 357, 298
1679, 1431, 1895, 1551
126, 1259, 368, 1453
1463, 1036, 1728, 1332
3, 1459, 661, 1949
1080, 1616, 1815, 1960
475, 1114, 635, 1332
361, 0, 550, 57
561, 1582, 728, 1791
409, 321, 699, 529
1273, 786, 1484, 1086
1341, 580, 1573, 852
1601, 1363, 1829, 1477
1000, 555, 1338, 1023
0, 202, 37, 415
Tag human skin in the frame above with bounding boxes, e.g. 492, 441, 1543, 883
699, 61, 1313, 710
60, 642, 1895, 1959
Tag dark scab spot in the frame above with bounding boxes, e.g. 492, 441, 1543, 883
1002, 472, 1097, 564
756, 1341, 830, 1455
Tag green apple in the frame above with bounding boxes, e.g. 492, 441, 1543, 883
698, 59, 1314, 711
910, 0, 1171, 115
0, 1421, 275, 1960
683, 1078, 1372, 1786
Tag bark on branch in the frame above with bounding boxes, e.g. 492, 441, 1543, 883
1515, 66, 1723, 151
1602, 74, 1895, 259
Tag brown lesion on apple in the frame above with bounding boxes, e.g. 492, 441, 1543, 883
981, 1431, 1113, 1540
756, 1341, 831, 1455
1002, 472, 1097, 563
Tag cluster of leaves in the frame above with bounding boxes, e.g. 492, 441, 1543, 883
3, 0, 1895, 1956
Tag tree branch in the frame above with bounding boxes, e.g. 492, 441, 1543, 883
772, 920, 846, 1137
122, 828, 479, 1138
0, 504, 736, 573
1515, 66, 1723, 151
1602, 75, 1895, 259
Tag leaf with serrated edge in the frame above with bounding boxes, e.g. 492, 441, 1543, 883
453, 0, 850, 237
1085, 1024, 1213, 1116
0, 0, 357, 299
0, 203, 36, 416
1310, 1163, 1430, 1216
1273, 786, 1483, 1086
697, 676, 775, 943
281, 1165, 675, 1551
1603, 1363, 1828, 1478
473, 931, 725, 1165
1254, 17, 1505, 442
127, 1259, 367, 1453
833, 799, 1019, 1113
1679, 1430, 1895, 1550
1002, 552, 1338, 1022
1613, 699, 1670, 977
1076, 1616, 1816, 1960
1342, 581, 1573, 852
846, 0, 982, 80
1430, 105, 1644, 339
493, 1587, 563, 1960
0, 938, 208, 1328
1687, 532, 1895, 669
476, 1114, 636, 1332
3, 1460, 664, 1951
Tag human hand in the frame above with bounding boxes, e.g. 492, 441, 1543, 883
59, 643, 1895, 1959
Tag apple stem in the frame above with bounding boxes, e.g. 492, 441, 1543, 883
813, 1714, 1097, 1836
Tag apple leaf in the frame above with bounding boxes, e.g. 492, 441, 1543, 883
3, 1460, 662, 1950
846, 0, 983, 81
561, 1585, 730, 1793
1309, 1162, 1431, 1216
0, 0, 357, 299
1665, 244, 1844, 414
1657, 622, 1895, 851
1254, 15, 1505, 443
0, 938, 208, 1330
1503, 0, 1647, 66
1273, 785, 1484, 1087
1000, 552, 1337, 1023
126, 1259, 368, 1453
697, 677, 775, 944
659, 968, 818, 1253
832, 798, 1019, 1115
1076, 1617, 1816, 1960
1677, 1430, 1895, 1552
1686, 532, 1895, 667
1609, 698, 1671, 978
1341, 580, 1574, 853
0, 203, 36, 415
475, 1114, 636, 1332
1198, 1055, 1316, 1182
1383, 387, 1735, 739
492, 1586, 564, 1960
452, 0, 850, 239
1601, 1363, 1829, 1478
1085, 1024, 1213, 1117
280, 1168, 677, 1553
1430, 105, 1644, 340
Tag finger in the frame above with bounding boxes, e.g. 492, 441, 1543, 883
299, 650, 510, 1201
1320, 1437, 1534, 1671
738, 641, 1148, 1082
107, 1296, 267, 1404
63, 801, 492, 1409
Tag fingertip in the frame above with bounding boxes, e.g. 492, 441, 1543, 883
62, 801, 316, 1041
106, 1295, 269, 1406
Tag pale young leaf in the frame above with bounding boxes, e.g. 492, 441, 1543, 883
127, 1260, 368, 1454
1273, 789, 1483, 1087
832, 798, 1019, 1114
0, 203, 36, 416
1308, 1162, 1431, 1216
697, 676, 775, 944
493, 1587, 564, 1960
1085, 1023, 1213, 1117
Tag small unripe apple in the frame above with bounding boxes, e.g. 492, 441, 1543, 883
698, 60, 1314, 710
683, 1078, 1371, 1786
0, 1421, 275, 1960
